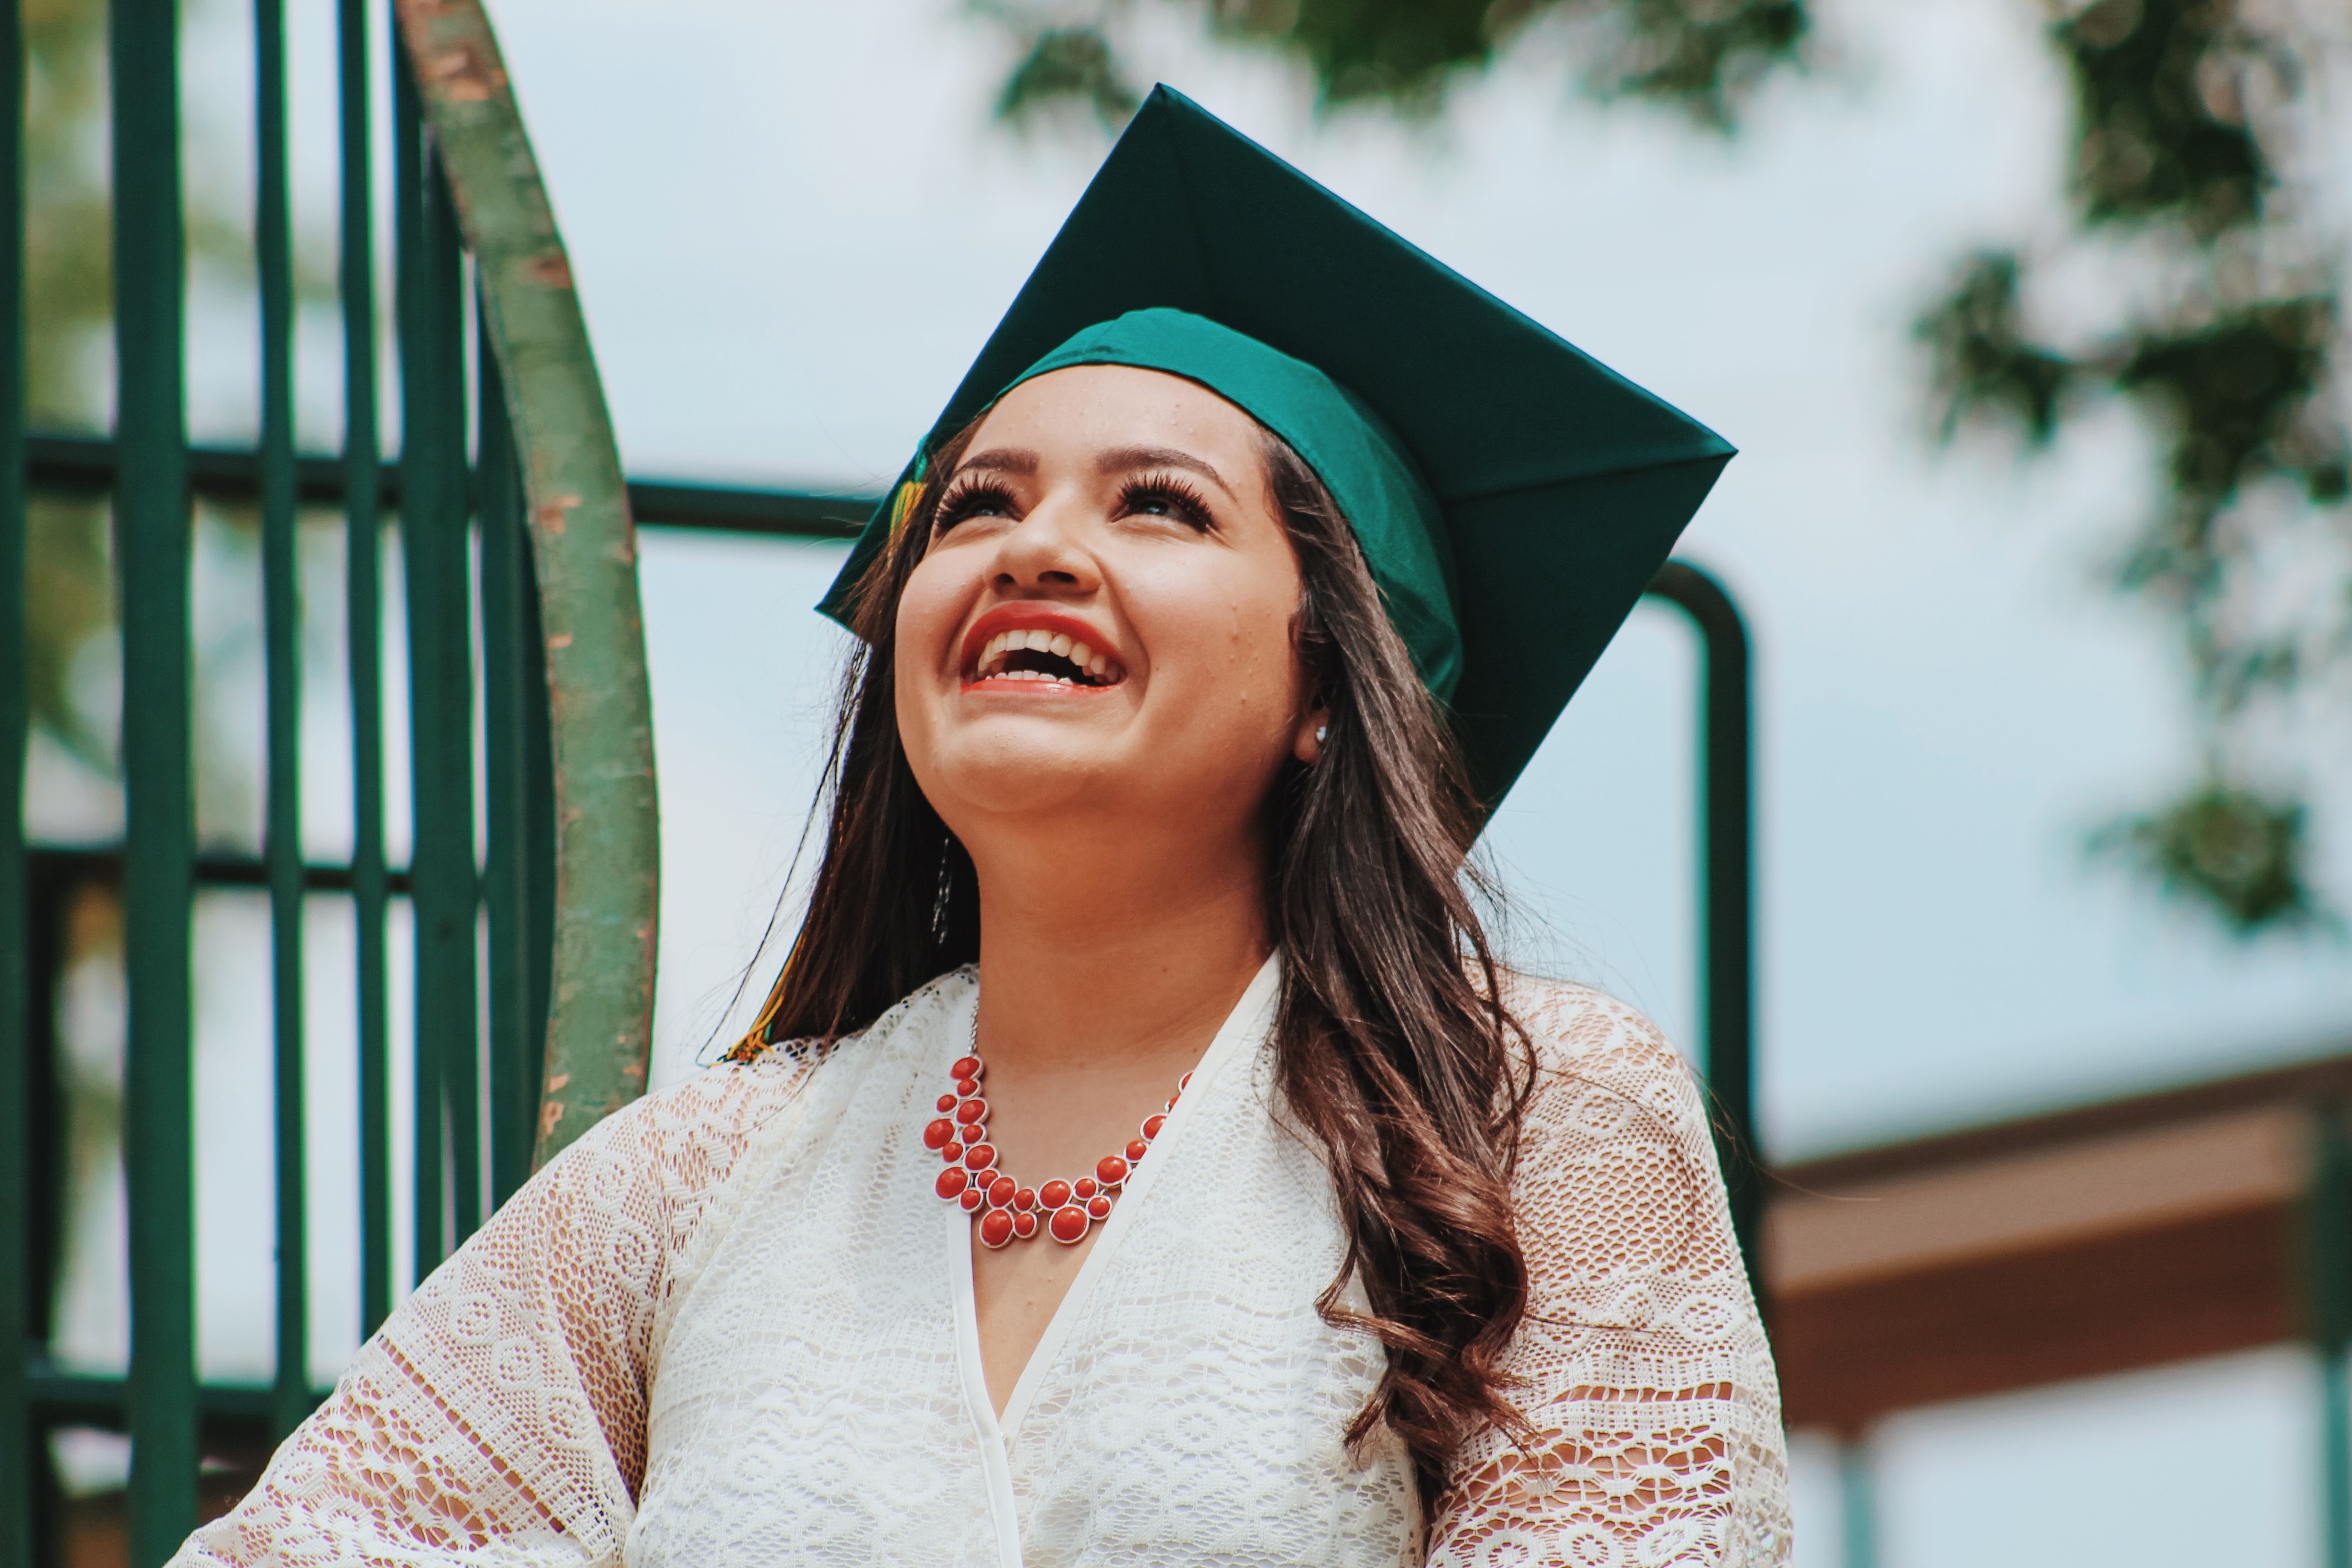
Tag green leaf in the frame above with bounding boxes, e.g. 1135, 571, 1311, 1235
2092, 784, 2327, 935
995, 26, 1143, 130
2054, 0, 2269, 234
1915, 251, 2078, 447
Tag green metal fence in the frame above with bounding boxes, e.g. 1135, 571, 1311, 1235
0, 7, 1760, 1568
0, 2, 691, 1560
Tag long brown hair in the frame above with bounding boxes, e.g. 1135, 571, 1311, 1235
747, 416, 1538, 1500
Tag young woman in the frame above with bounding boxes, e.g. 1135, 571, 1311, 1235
178, 92, 1787, 1568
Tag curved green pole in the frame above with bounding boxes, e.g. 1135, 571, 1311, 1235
394, 0, 657, 1166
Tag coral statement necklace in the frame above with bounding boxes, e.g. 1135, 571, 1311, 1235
927, 1046, 1190, 1249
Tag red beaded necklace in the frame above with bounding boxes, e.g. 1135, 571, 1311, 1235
926, 1039, 1191, 1249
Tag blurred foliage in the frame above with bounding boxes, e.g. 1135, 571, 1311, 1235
2058, 0, 2270, 233
1915, 0, 2347, 935
1917, 252, 2078, 446
985, 0, 1808, 129
998, 26, 1144, 128
26, 0, 109, 430
2090, 784, 2323, 935
24, 0, 117, 770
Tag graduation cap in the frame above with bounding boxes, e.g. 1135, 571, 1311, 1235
820, 85, 1733, 805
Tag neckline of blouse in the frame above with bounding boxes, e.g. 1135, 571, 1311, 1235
950, 950, 1286, 1445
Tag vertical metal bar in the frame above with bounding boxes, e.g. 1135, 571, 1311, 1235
2327, 1348, 2352, 1568
392, 47, 441, 1278
1838, 1434, 1878, 1568
477, 295, 534, 1210
0, 0, 28, 1553
340, 0, 392, 1336
255, 0, 307, 1440
2307, 1107, 2352, 1568
1644, 560, 1763, 1301
111, 0, 197, 1557
396, 44, 480, 1269
400, 3, 658, 1168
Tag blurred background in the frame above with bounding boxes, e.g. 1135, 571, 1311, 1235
14, 0, 2352, 1563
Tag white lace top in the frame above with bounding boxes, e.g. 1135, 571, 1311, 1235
173, 960, 1789, 1568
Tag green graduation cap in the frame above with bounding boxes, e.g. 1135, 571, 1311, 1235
820, 85, 1733, 805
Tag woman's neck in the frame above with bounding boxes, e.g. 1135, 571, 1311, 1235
965, 826, 1272, 1073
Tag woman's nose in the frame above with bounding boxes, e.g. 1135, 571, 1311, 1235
988, 493, 1100, 593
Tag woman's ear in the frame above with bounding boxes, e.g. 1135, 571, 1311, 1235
1294, 701, 1331, 765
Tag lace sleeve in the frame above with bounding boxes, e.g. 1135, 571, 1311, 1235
1427, 980, 1791, 1568
171, 1053, 811, 1568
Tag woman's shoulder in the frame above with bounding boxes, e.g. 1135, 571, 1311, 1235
1497, 969, 1688, 1076
538, 1044, 821, 1217
586, 965, 980, 1189
1493, 969, 1710, 1144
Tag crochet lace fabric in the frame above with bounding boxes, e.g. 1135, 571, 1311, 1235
172, 975, 1788, 1568
1426, 979, 1790, 1568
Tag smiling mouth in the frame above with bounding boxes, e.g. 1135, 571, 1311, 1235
968, 627, 1127, 688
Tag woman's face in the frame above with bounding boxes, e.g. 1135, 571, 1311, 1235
895, 365, 1323, 857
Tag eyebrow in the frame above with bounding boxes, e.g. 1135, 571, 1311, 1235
1096, 445, 1234, 498
954, 447, 1039, 477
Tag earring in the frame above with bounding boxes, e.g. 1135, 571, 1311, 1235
1315, 724, 1328, 745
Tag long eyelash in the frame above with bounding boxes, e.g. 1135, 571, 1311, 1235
933, 478, 1016, 530
1117, 472, 1215, 530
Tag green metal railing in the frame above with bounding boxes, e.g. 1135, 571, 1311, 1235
0, 0, 690, 1558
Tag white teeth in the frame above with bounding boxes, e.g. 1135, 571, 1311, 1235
968, 624, 1129, 685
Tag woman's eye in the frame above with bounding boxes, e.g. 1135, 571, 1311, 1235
1119, 480, 1212, 530
936, 486, 1017, 529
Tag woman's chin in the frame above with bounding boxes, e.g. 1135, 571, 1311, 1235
923, 738, 1124, 821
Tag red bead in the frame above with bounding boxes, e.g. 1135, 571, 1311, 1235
989, 1176, 1017, 1209
1012, 1210, 1039, 1240
1039, 1179, 1073, 1210
963, 1142, 997, 1171
955, 1098, 989, 1126
1096, 1155, 1129, 1188
1126, 1139, 1150, 1162
960, 1186, 985, 1212
1179, 1070, 1193, 1090
1165, 1096, 1178, 1112
936, 1167, 969, 1200
1142, 1114, 1166, 1140
1074, 1177, 1098, 1200
951, 1055, 983, 1081
955, 1077, 980, 1099
1013, 1187, 1038, 1212
924, 1118, 955, 1150
1086, 1194, 1112, 1220
937, 1094, 956, 1113
943, 1139, 965, 1164
979, 1209, 1015, 1248
1048, 1205, 1089, 1244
